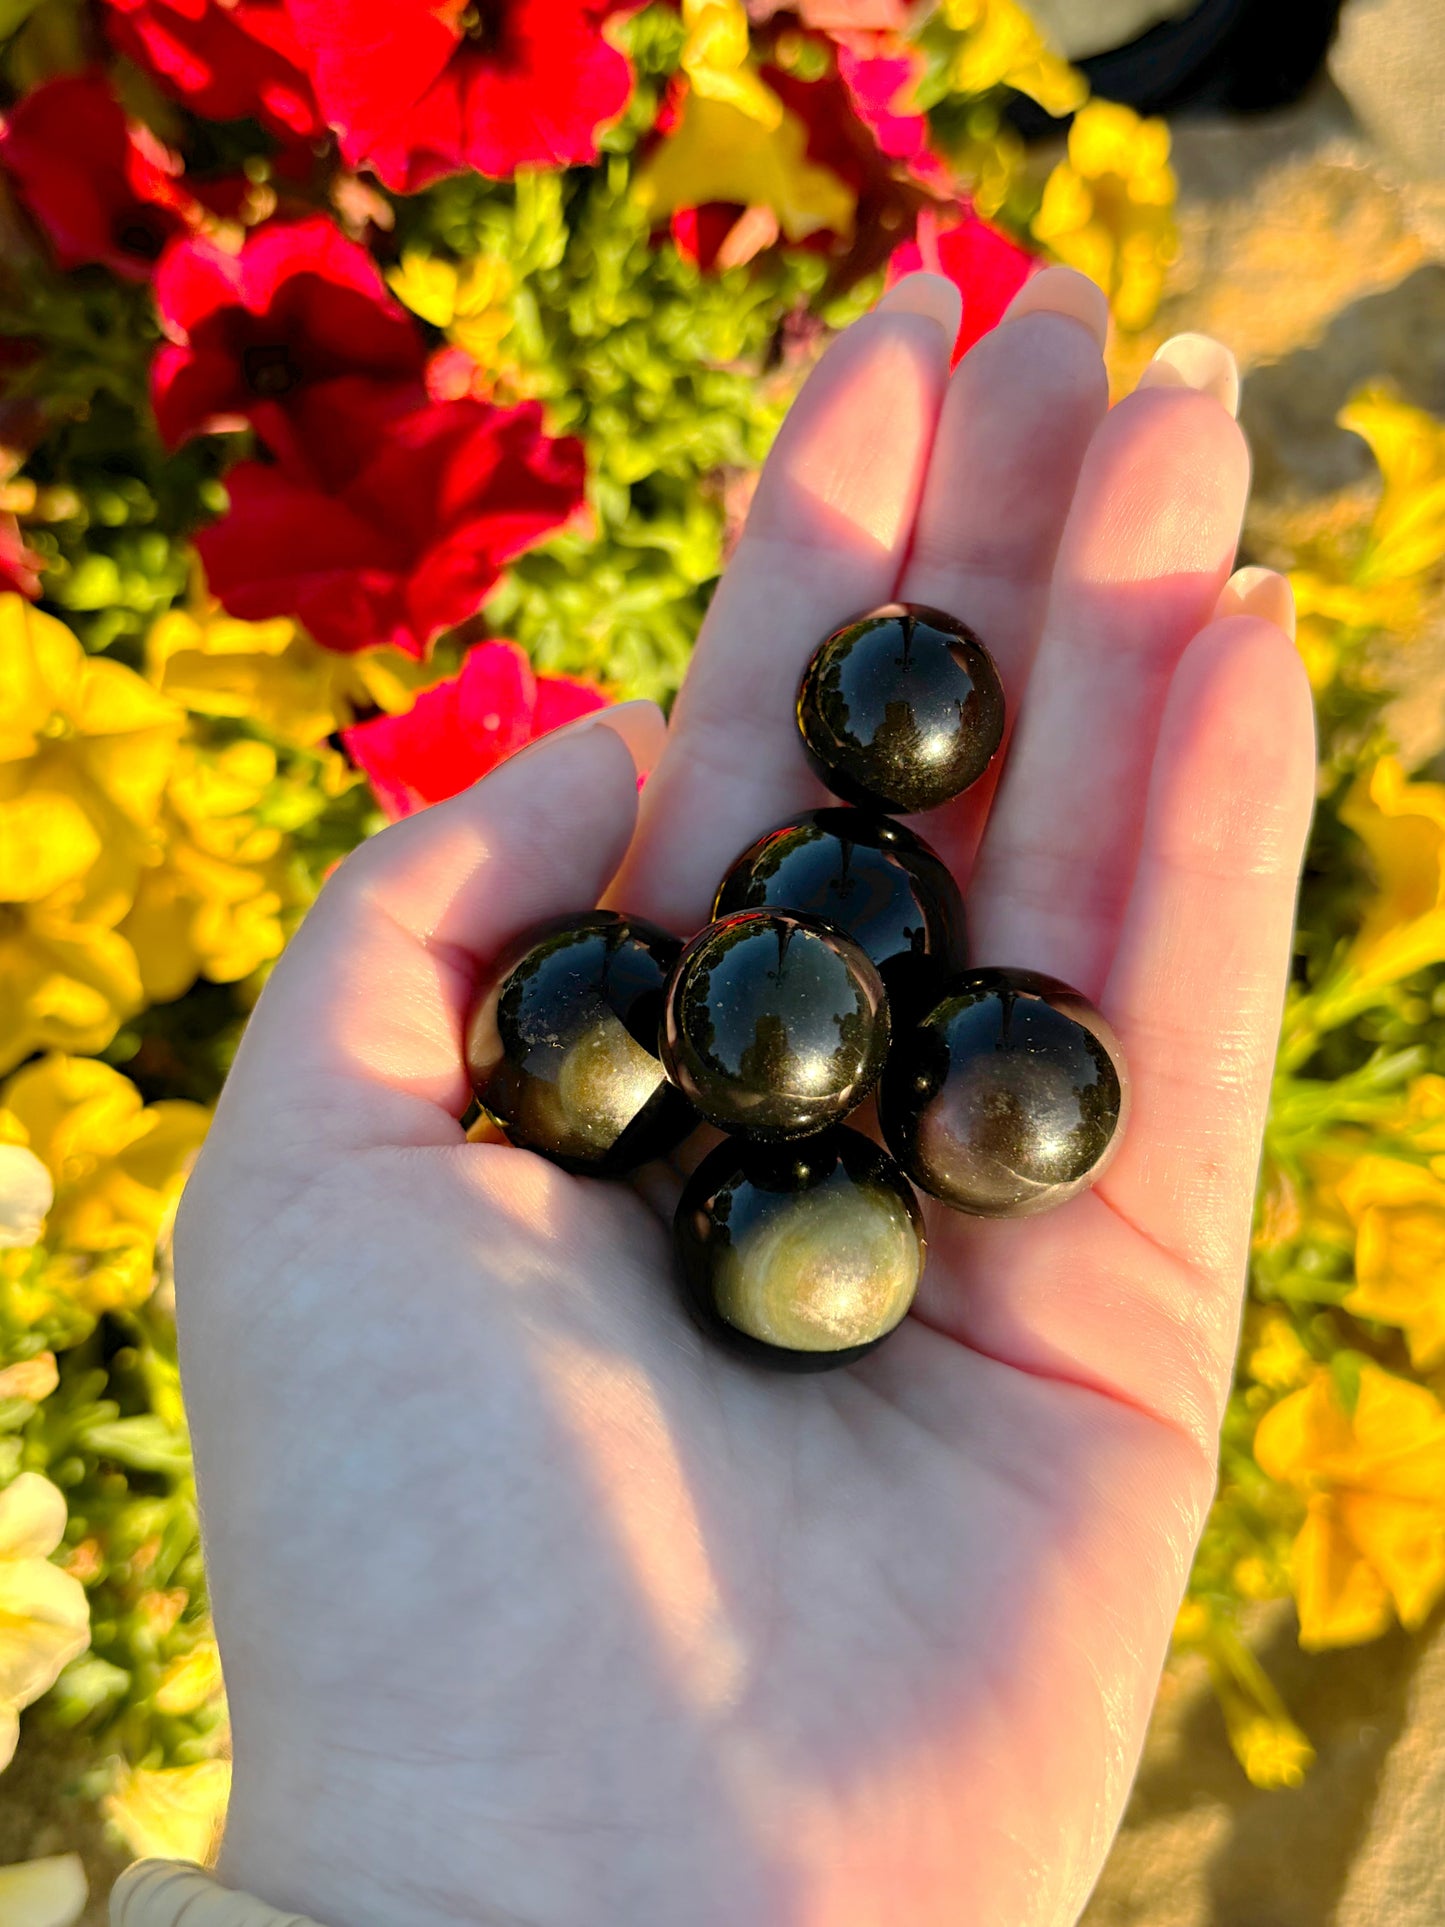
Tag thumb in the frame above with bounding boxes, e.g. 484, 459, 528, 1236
207, 703, 665, 1160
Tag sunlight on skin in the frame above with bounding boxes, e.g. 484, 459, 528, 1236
537, 1333, 749, 1715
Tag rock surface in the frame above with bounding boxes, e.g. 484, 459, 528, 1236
1330, 0, 1445, 181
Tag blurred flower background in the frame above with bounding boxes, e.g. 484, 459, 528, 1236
0, 0, 1442, 1920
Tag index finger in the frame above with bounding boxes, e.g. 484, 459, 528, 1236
610, 275, 958, 934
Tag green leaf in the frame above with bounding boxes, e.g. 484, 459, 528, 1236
78, 1415, 192, 1478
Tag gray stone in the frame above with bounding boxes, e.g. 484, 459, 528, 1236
1336, 1616, 1445, 1924
1024, 0, 1195, 61
1330, 0, 1445, 180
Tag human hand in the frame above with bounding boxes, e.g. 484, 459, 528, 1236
178, 266, 1315, 1927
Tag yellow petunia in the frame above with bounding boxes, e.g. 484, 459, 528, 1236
679, 0, 783, 126
0, 1055, 208, 1318
1340, 386, 1445, 590
0, 597, 182, 879
120, 740, 288, 1004
1245, 1310, 1313, 1391
937, 0, 1086, 117
387, 252, 517, 370
103, 1759, 231, 1865
1337, 1155, 1445, 1369
1335, 756, 1445, 1003
1254, 1363, 1445, 1649
0, 1854, 87, 1927
0, 798, 143, 1076
147, 605, 437, 749
633, 89, 856, 244
1031, 99, 1178, 332
0, 1472, 91, 1772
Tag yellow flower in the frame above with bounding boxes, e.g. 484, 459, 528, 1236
937, 0, 1086, 117
1193, 1612, 1315, 1787
120, 740, 288, 1004
679, 0, 783, 126
0, 597, 182, 884
633, 90, 856, 244
1340, 386, 1445, 589
1227, 1711, 1316, 1791
1245, 1311, 1313, 1391
0, 1055, 208, 1318
0, 1854, 87, 1927
0, 1472, 91, 1772
1254, 1364, 1445, 1649
147, 605, 436, 749
1032, 99, 1178, 331
0, 792, 142, 1076
1336, 756, 1445, 1001
154, 1633, 225, 1716
103, 1759, 231, 1865
1337, 1155, 1445, 1369
387, 252, 516, 369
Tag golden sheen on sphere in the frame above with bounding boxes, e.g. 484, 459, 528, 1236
466, 911, 696, 1175
673, 1126, 926, 1371
880, 967, 1130, 1217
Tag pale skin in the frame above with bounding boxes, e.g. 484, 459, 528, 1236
180, 266, 1317, 1927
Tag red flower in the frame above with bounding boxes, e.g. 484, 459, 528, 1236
0, 513, 42, 600
100, 0, 322, 140
0, 72, 200, 282
343, 639, 607, 818
285, 0, 634, 193
196, 377, 586, 657
887, 203, 1041, 367
151, 217, 425, 454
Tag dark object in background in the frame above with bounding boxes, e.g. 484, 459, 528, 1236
661, 909, 892, 1141
1007, 0, 1348, 131
673, 1126, 926, 1371
712, 807, 967, 1014
465, 911, 695, 1175
880, 967, 1130, 1218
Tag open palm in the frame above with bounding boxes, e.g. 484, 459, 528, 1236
177, 267, 1316, 1927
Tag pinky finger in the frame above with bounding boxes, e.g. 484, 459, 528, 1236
1098, 614, 1316, 1307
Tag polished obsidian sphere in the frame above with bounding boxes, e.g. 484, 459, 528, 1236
661, 910, 890, 1141
674, 1127, 925, 1370
466, 911, 695, 1176
711, 807, 966, 1014
796, 603, 1005, 815
880, 967, 1130, 1217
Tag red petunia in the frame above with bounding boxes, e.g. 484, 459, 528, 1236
151, 217, 425, 454
0, 512, 42, 600
285, 0, 634, 193
887, 203, 1041, 367
196, 376, 586, 657
0, 71, 200, 282
100, 0, 322, 140
343, 639, 607, 818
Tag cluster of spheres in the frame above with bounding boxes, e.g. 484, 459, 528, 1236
466, 605, 1130, 1373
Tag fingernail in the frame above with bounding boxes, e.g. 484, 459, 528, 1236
1136, 332, 1240, 417
1213, 564, 1295, 639
877, 271, 963, 347
508, 698, 667, 782
999, 265, 1109, 350
593, 698, 668, 781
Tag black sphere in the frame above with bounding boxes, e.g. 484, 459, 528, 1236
796, 603, 1005, 815
661, 910, 890, 1141
674, 1127, 925, 1371
711, 807, 966, 1014
466, 911, 695, 1175
880, 967, 1130, 1217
